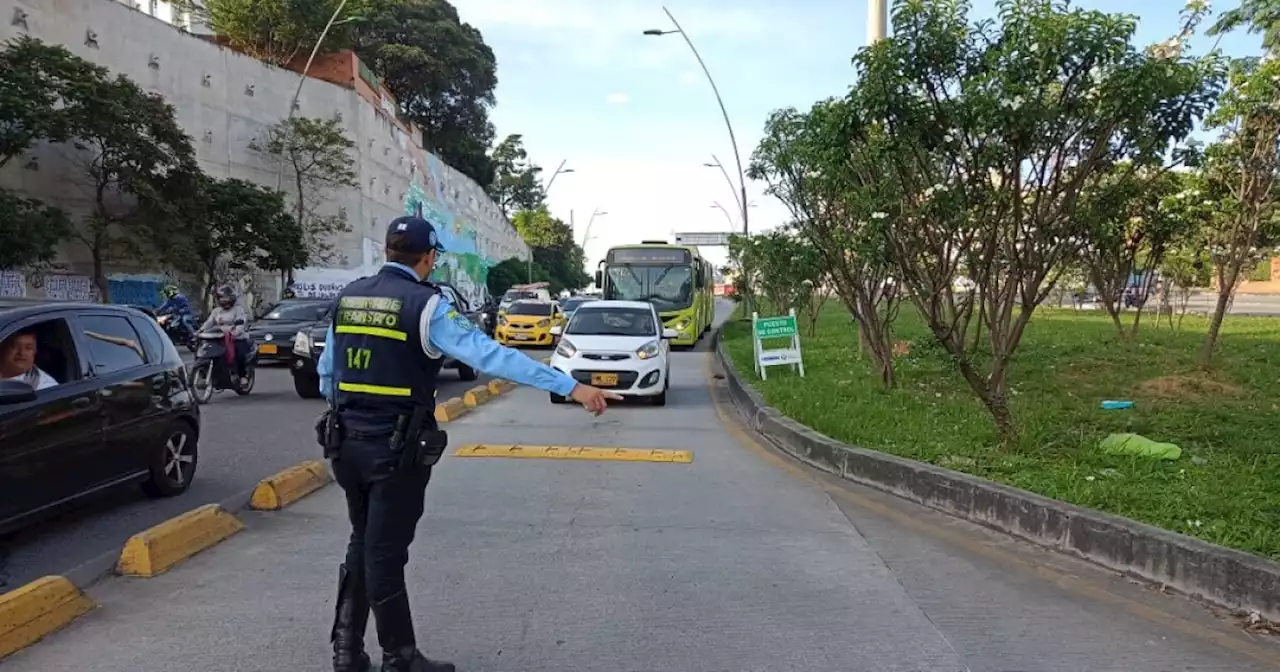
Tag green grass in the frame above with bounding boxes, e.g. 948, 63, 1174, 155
722, 304, 1280, 560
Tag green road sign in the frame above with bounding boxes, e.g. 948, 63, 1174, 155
755, 315, 797, 339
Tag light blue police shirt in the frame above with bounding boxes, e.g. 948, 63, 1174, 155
316, 263, 577, 400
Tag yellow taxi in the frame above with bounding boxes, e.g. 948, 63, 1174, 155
495, 300, 565, 347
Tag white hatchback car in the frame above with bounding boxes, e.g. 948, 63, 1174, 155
548, 300, 678, 406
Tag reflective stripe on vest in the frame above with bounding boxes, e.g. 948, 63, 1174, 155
334, 325, 408, 341
337, 381, 413, 396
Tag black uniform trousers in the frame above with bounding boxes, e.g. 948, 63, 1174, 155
331, 436, 433, 605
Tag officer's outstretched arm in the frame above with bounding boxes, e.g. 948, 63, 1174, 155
426, 300, 577, 397
317, 325, 335, 400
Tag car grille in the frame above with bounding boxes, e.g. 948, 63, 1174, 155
571, 370, 639, 388
507, 323, 534, 330
583, 353, 630, 362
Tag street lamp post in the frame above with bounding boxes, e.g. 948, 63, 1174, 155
711, 202, 734, 228
868, 0, 888, 44
581, 207, 608, 248
703, 155, 743, 222
645, 7, 749, 236
528, 160, 575, 281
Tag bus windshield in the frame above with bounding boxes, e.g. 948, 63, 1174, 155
604, 264, 694, 312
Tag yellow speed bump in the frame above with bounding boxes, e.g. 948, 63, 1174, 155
0, 576, 95, 659
486, 379, 516, 396
250, 460, 332, 511
116, 504, 244, 578
453, 444, 693, 463
434, 397, 469, 423
462, 385, 491, 407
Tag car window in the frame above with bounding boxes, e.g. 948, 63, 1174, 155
508, 302, 553, 317
0, 317, 82, 390
262, 301, 329, 321
79, 315, 147, 374
130, 314, 181, 366
567, 307, 658, 337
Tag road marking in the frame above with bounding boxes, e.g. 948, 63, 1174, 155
453, 444, 693, 463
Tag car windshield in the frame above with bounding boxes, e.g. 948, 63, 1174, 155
560, 297, 589, 313
503, 290, 538, 302
508, 302, 553, 316
603, 264, 694, 311
567, 307, 657, 337
261, 301, 329, 321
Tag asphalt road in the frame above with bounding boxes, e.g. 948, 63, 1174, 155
5, 300, 1278, 671
0, 359, 501, 591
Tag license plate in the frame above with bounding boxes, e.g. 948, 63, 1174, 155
512, 334, 530, 340
591, 372, 619, 387
259, 344, 278, 354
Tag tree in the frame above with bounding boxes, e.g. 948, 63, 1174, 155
180, 0, 366, 67
485, 257, 527, 297
164, 177, 305, 306
0, 37, 107, 167
352, 0, 498, 187
1159, 237, 1212, 331
512, 207, 590, 294
843, 0, 1217, 440
60, 66, 202, 302
251, 115, 356, 282
0, 189, 73, 270
1195, 5, 1280, 364
751, 100, 902, 387
1078, 166, 1196, 339
731, 228, 830, 337
487, 134, 545, 216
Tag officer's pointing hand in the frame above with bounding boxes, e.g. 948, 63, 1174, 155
570, 384, 623, 415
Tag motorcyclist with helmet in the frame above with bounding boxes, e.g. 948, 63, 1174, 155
198, 285, 253, 386
156, 284, 195, 338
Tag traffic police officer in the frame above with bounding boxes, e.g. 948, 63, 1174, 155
316, 216, 619, 672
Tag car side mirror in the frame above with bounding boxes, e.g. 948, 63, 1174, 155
0, 380, 38, 405
234, 318, 246, 325
594, 270, 602, 288
662, 328, 679, 339
549, 325, 563, 336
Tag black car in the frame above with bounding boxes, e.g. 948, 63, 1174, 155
289, 282, 484, 399
0, 299, 201, 534
247, 299, 333, 364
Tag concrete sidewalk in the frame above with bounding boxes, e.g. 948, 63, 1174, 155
4, 347, 1276, 671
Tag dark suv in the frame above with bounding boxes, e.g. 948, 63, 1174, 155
247, 298, 333, 364
288, 281, 484, 399
0, 299, 201, 534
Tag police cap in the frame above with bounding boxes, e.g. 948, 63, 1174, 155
386, 216, 446, 255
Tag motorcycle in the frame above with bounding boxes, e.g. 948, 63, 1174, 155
190, 319, 257, 404
156, 312, 197, 353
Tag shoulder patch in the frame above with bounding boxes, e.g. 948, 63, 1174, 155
447, 309, 475, 331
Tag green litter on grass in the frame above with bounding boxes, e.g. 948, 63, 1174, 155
1099, 433, 1182, 461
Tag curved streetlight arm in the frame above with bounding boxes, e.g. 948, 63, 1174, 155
711, 202, 734, 228
707, 154, 743, 216
544, 158, 569, 193
660, 6, 749, 235
275, 0, 351, 193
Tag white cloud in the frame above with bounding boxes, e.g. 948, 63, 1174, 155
605, 92, 630, 105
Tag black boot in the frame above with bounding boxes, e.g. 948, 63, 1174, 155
331, 564, 372, 672
371, 590, 455, 672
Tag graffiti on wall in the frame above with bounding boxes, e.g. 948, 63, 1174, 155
405, 155, 493, 309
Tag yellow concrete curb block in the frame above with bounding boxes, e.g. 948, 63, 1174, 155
250, 460, 332, 511
486, 379, 516, 396
0, 576, 95, 659
434, 396, 469, 423
116, 504, 244, 578
462, 385, 491, 407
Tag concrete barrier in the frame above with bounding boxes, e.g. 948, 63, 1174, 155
0, 576, 95, 659
249, 460, 332, 511
434, 397, 469, 423
462, 385, 491, 407
487, 379, 516, 396
116, 504, 244, 578
712, 328, 1280, 622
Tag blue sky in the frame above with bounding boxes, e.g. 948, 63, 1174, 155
452, 0, 1258, 269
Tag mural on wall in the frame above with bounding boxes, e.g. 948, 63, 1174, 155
407, 155, 493, 308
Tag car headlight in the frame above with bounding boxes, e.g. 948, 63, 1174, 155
636, 339, 661, 360
671, 320, 690, 332
555, 339, 578, 358
538, 319, 550, 328
293, 330, 311, 356
498, 316, 508, 326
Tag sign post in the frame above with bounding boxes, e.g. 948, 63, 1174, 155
751, 308, 804, 380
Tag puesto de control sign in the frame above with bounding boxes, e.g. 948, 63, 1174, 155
752, 309, 805, 380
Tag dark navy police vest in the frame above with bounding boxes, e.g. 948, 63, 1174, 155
331, 266, 444, 435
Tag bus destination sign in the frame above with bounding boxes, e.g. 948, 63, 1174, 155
609, 248, 691, 264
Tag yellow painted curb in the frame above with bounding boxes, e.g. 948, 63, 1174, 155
462, 385, 491, 407
486, 379, 516, 396
0, 576, 95, 659
116, 504, 244, 578
250, 460, 332, 511
434, 396, 469, 423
